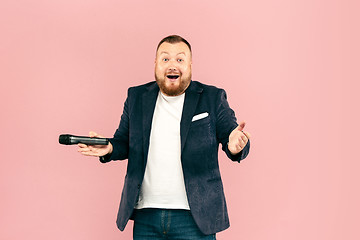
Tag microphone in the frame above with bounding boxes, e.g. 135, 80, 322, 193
59, 134, 109, 145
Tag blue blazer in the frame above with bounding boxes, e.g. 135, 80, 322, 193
100, 81, 250, 235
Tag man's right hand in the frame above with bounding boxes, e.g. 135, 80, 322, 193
77, 131, 113, 157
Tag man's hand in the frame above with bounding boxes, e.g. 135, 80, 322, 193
228, 121, 251, 155
77, 131, 113, 157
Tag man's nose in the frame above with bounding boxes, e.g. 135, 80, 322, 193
168, 66, 177, 71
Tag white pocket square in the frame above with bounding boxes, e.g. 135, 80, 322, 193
192, 112, 209, 122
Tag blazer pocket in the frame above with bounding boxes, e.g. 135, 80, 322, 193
192, 112, 209, 122
190, 114, 210, 128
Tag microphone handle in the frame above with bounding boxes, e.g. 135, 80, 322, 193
71, 136, 109, 145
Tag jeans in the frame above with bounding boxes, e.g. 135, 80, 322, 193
132, 208, 216, 240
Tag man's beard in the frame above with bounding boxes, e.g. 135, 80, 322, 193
155, 73, 191, 96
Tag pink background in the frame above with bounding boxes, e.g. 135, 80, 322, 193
1, 0, 359, 239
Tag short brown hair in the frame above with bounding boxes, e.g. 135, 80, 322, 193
156, 35, 192, 53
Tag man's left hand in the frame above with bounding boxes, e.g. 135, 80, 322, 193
228, 121, 251, 155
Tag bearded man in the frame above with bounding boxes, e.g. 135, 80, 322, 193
78, 35, 251, 240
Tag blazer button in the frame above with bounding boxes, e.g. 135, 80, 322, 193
137, 184, 141, 189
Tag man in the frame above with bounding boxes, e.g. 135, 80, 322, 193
78, 35, 251, 240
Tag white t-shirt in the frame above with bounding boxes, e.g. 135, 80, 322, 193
135, 91, 190, 210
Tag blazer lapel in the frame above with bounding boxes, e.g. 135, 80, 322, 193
180, 81, 203, 152
142, 82, 159, 168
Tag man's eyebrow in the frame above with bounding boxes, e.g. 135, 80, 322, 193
159, 51, 186, 55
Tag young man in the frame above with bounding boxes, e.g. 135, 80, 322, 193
78, 35, 251, 240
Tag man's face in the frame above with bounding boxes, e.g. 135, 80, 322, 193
155, 42, 192, 96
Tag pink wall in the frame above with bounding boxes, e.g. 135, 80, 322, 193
1, 0, 359, 239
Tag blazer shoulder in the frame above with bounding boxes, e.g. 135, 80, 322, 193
127, 81, 158, 96
191, 81, 226, 96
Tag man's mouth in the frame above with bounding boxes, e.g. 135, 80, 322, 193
166, 74, 180, 83
166, 74, 180, 80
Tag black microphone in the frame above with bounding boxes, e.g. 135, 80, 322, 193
59, 134, 109, 145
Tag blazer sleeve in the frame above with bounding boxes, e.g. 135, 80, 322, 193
215, 89, 250, 163
99, 91, 131, 163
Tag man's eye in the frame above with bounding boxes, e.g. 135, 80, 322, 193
163, 58, 169, 62
177, 59, 184, 62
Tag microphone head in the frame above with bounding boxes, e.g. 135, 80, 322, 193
59, 134, 72, 145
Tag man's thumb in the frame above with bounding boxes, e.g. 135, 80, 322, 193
89, 131, 98, 137
89, 131, 105, 138
237, 121, 246, 131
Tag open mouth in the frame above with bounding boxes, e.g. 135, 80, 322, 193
166, 75, 180, 80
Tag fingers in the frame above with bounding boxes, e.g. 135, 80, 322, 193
79, 151, 101, 157
243, 131, 251, 140
232, 143, 243, 154
77, 144, 90, 153
238, 133, 248, 148
237, 121, 246, 132
236, 121, 251, 141
228, 122, 250, 155
234, 129, 249, 142
229, 130, 249, 153
76, 131, 109, 157
235, 128, 250, 149
77, 145, 100, 157
241, 134, 248, 143
77, 142, 111, 157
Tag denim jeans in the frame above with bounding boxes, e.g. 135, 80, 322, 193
132, 208, 216, 240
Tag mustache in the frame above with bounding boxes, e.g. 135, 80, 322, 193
166, 70, 181, 75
